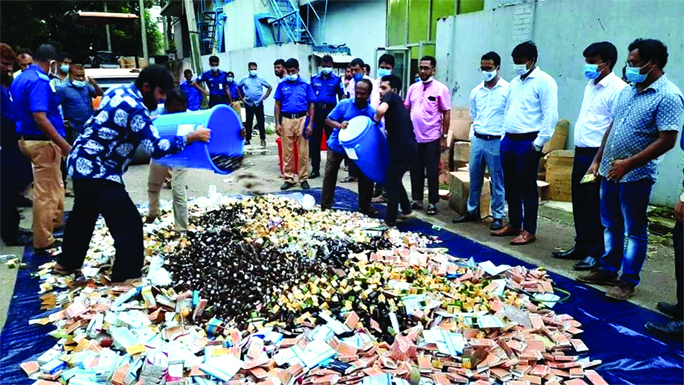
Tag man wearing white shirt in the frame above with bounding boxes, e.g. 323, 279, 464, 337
554, 42, 626, 270
453, 52, 507, 230
492, 41, 558, 245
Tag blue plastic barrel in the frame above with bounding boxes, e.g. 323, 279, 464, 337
153, 104, 244, 175
339, 116, 389, 184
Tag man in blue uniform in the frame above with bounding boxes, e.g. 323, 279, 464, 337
193, 56, 230, 108
180, 69, 202, 111
309, 55, 343, 179
55, 66, 210, 284
238, 62, 272, 146
274, 58, 315, 191
11, 44, 70, 254
321, 79, 377, 215
226, 71, 242, 117
56, 64, 104, 144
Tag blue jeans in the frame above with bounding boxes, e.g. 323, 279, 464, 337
501, 135, 542, 233
598, 178, 654, 287
467, 136, 505, 219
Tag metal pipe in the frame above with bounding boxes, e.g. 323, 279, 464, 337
139, 0, 148, 59
104, 1, 112, 52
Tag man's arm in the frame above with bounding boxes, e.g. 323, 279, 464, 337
88, 77, 104, 97
533, 77, 559, 150
274, 100, 282, 136
374, 101, 389, 122
33, 112, 71, 156
306, 102, 315, 136
607, 131, 677, 181
193, 78, 209, 96
262, 84, 273, 102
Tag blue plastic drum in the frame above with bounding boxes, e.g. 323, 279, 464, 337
339, 116, 389, 184
153, 104, 244, 175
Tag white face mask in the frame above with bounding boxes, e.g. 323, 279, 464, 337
481, 69, 497, 82
249, 70, 257, 77
321, 67, 333, 75
421, 76, 434, 84
514, 63, 529, 76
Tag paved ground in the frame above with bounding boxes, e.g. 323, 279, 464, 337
0, 137, 676, 329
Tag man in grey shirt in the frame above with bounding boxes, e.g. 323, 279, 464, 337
238, 61, 272, 146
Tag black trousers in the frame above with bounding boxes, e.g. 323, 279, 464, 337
310, 103, 334, 174
59, 178, 143, 282
572, 147, 604, 257
675, 220, 683, 306
0, 142, 26, 241
501, 135, 543, 234
410, 138, 441, 205
321, 149, 373, 211
385, 159, 412, 225
245, 102, 266, 141
208, 95, 228, 108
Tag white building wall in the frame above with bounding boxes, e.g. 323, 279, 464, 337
436, 0, 684, 206
222, 0, 271, 52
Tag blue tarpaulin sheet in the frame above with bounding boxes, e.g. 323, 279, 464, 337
1, 187, 682, 384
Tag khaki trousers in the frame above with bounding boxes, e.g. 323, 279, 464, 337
148, 160, 189, 231
231, 101, 242, 121
281, 116, 309, 183
19, 140, 64, 248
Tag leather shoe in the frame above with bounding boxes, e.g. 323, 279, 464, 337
300, 181, 310, 190
573, 256, 598, 271
452, 212, 478, 224
552, 246, 585, 260
280, 182, 296, 190
510, 230, 536, 245
3, 233, 33, 247
490, 219, 503, 231
309, 171, 320, 179
577, 269, 618, 286
657, 302, 683, 320
645, 320, 684, 339
491, 225, 521, 237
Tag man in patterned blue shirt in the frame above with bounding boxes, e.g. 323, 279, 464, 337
579, 39, 684, 301
55, 66, 211, 284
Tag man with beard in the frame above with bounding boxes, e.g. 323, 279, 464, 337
54, 66, 211, 285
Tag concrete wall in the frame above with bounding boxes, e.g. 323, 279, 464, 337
309, 0, 387, 68
222, 0, 271, 51
436, 0, 684, 206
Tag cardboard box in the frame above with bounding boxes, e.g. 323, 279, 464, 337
453, 141, 471, 163
448, 171, 491, 218
537, 181, 550, 201
450, 107, 471, 142
546, 150, 574, 202
542, 119, 570, 154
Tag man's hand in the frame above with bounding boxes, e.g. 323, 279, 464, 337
276, 125, 283, 137
240, 127, 246, 139
586, 160, 600, 177
59, 142, 72, 158
340, 121, 349, 129
675, 200, 684, 222
186, 127, 211, 144
306, 125, 313, 138
440, 137, 448, 151
607, 159, 632, 181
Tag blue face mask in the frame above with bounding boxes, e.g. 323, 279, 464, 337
286, 74, 298, 82
72, 80, 87, 88
414, 77, 420, 83
353, 72, 364, 82
321, 67, 333, 75
625, 61, 651, 84
583, 63, 601, 80
60, 64, 70, 73
227, 77, 234, 83
377, 68, 392, 78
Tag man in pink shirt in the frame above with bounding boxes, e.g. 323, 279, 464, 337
405, 56, 451, 215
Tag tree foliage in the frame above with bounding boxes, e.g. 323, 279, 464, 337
0, 0, 164, 64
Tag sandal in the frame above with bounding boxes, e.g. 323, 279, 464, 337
341, 176, 357, 183
53, 263, 80, 276
426, 204, 437, 216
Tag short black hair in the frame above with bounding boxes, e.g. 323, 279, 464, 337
420, 56, 437, 68
378, 53, 395, 67
274, 59, 285, 66
183, 69, 192, 75
380, 74, 402, 92
628, 38, 668, 69
356, 78, 373, 93
61, 52, 71, 60
248, 62, 257, 68
209, 55, 219, 63
284, 58, 299, 70
227, 71, 234, 77
321, 55, 333, 64
512, 41, 538, 61
583, 42, 618, 69
135, 65, 174, 93
17, 48, 32, 56
165, 87, 187, 108
350, 58, 365, 68
364, 64, 371, 72
34, 44, 58, 62
481, 51, 501, 67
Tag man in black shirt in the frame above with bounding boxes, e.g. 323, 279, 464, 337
374, 75, 418, 226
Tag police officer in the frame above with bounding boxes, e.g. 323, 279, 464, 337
309, 55, 343, 179
180, 69, 202, 111
226, 71, 242, 117
274, 58, 315, 191
10, 44, 69, 255
193, 55, 230, 108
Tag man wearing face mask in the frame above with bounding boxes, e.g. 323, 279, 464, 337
553, 42, 626, 271
309, 55, 343, 179
193, 55, 230, 108
56, 64, 104, 144
55, 66, 211, 284
405, 56, 452, 216
238, 62, 272, 146
11, 44, 70, 255
493, 41, 558, 245
274, 59, 286, 83
369, 54, 396, 203
226, 71, 242, 117
578, 39, 683, 301
453, 51, 507, 230
274, 58, 315, 190
179, 69, 202, 111
343, 58, 372, 183
49, 53, 71, 91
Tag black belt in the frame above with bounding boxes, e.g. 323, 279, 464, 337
315, 102, 335, 110
20, 135, 50, 141
282, 112, 307, 119
474, 132, 501, 141
575, 146, 599, 154
505, 132, 539, 140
